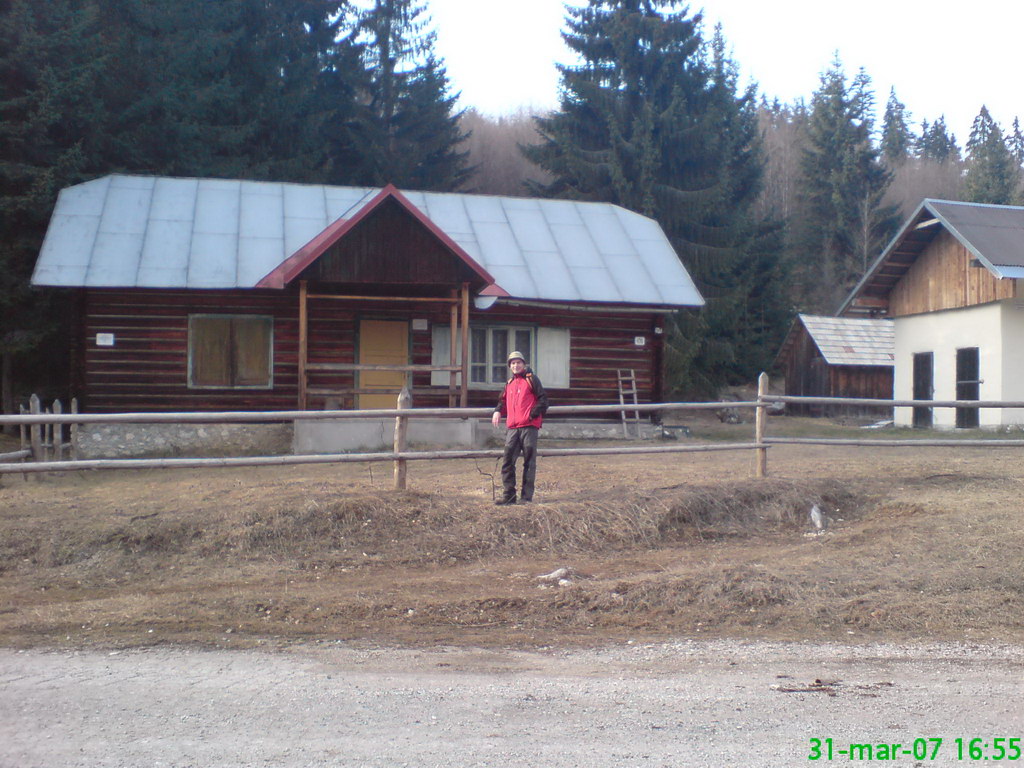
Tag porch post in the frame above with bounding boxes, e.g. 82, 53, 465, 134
460, 282, 470, 408
449, 290, 458, 407
298, 280, 308, 409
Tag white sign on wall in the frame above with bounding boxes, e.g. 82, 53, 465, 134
96, 333, 115, 347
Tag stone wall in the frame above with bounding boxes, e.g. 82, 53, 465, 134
76, 423, 294, 459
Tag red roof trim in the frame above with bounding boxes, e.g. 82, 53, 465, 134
255, 184, 499, 290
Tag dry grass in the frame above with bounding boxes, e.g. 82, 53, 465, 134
2, 431, 1023, 649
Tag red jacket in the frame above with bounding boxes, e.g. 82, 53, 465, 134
495, 368, 549, 429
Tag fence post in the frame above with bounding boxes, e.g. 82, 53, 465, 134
755, 372, 768, 478
29, 394, 43, 464
70, 398, 79, 461
393, 387, 412, 490
53, 400, 64, 461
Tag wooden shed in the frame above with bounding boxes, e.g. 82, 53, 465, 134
774, 314, 894, 417
32, 174, 704, 413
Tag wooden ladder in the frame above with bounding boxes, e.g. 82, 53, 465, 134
616, 368, 642, 439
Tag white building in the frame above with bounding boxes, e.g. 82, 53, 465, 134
839, 199, 1024, 428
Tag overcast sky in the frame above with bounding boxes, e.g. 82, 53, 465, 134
430, 0, 1024, 143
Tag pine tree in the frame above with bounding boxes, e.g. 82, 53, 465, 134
881, 89, 912, 167
336, 0, 469, 190
963, 106, 1016, 204
526, 3, 788, 394
794, 57, 897, 313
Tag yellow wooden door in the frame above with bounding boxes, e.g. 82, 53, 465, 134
358, 319, 409, 409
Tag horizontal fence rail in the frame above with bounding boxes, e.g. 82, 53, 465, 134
0, 401, 760, 427
4, 374, 1024, 482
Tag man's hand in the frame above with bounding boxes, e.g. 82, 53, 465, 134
491, 411, 501, 427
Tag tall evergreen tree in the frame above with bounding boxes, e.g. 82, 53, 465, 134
794, 57, 897, 313
915, 116, 960, 163
0, 0, 109, 414
336, 0, 469, 190
526, 3, 788, 394
963, 106, 1016, 204
880, 88, 912, 167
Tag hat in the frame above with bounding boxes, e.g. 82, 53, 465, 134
507, 350, 526, 365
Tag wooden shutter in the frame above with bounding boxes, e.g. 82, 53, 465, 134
190, 316, 232, 387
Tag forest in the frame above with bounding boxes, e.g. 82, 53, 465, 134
3, 0, 1023, 410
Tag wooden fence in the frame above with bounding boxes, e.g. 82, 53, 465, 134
4, 373, 1024, 487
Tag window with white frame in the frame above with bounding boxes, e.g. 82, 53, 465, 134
432, 324, 570, 389
470, 326, 534, 384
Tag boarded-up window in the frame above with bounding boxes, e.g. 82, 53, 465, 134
189, 315, 273, 388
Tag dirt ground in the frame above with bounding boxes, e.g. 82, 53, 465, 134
3, 414, 1024, 650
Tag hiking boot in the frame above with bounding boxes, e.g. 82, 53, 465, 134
518, 497, 532, 504
494, 496, 517, 506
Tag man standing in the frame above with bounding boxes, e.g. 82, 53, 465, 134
491, 350, 549, 505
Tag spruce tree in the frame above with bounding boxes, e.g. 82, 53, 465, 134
881, 89, 912, 167
963, 106, 1016, 204
335, 0, 469, 190
0, 0, 108, 414
915, 116, 960, 164
526, 3, 788, 394
794, 57, 897, 313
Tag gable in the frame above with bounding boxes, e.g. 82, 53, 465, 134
841, 199, 1023, 317
299, 197, 485, 287
888, 229, 1015, 316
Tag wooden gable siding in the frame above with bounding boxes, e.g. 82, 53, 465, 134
300, 198, 480, 287
78, 289, 299, 412
889, 229, 1017, 317
781, 325, 891, 417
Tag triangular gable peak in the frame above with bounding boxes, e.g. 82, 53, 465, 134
256, 184, 505, 293
839, 199, 1024, 317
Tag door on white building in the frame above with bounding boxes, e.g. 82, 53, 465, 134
955, 347, 980, 429
912, 352, 933, 428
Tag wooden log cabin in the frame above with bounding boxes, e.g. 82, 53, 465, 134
839, 199, 1024, 428
32, 175, 704, 414
774, 314, 894, 418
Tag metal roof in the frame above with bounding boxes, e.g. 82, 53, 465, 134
839, 198, 1024, 315
32, 174, 704, 307
778, 314, 894, 367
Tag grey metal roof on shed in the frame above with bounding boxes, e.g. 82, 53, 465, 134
797, 314, 894, 366
32, 174, 704, 307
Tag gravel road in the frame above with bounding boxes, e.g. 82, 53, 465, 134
2, 640, 1022, 767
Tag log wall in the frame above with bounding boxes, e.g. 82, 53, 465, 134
76, 288, 667, 412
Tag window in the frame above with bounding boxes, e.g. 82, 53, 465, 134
189, 315, 273, 389
470, 326, 534, 385
432, 325, 570, 389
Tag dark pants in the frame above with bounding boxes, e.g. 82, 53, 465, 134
500, 426, 538, 501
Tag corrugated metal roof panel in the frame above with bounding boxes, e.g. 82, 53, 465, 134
32, 174, 704, 307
